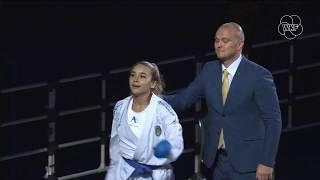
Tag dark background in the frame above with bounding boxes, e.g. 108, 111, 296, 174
1, 1, 320, 180
1, 1, 319, 87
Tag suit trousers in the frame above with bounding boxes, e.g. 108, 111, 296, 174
212, 149, 256, 180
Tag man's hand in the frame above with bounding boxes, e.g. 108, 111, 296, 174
256, 164, 273, 180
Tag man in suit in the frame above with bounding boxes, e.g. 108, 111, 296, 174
166, 22, 282, 180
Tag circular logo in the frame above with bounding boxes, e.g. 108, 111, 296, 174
278, 15, 303, 40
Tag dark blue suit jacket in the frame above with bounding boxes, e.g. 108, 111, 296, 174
166, 56, 282, 172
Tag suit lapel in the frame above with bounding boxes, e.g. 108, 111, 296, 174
211, 61, 223, 113
224, 58, 247, 111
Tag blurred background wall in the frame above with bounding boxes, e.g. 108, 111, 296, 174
1, 1, 319, 179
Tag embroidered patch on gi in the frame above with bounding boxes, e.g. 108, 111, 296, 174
155, 125, 162, 136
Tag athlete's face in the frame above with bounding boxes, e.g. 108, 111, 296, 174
129, 64, 156, 97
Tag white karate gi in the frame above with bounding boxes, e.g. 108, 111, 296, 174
105, 93, 184, 180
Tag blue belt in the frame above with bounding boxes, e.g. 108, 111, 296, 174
123, 157, 163, 177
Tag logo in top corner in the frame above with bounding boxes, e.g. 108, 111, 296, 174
278, 15, 303, 40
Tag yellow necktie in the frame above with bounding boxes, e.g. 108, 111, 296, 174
218, 69, 229, 149
222, 69, 229, 105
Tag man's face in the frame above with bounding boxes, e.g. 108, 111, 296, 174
214, 26, 243, 62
